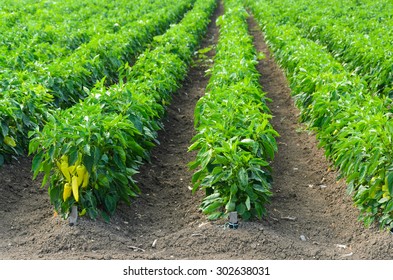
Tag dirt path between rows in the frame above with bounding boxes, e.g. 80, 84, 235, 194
1, 1, 393, 260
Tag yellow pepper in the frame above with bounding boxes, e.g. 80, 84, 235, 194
79, 209, 87, 216
82, 172, 90, 188
59, 155, 71, 182
4, 136, 16, 147
72, 176, 79, 202
68, 165, 77, 174
76, 165, 87, 186
60, 161, 71, 183
63, 183, 72, 201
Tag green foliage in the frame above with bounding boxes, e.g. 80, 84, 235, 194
0, 0, 196, 166
247, 0, 393, 230
29, 0, 217, 220
252, 0, 393, 95
189, 0, 278, 221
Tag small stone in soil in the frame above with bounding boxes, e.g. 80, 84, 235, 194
300, 235, 307, 241
341, 252, 354, 258
335, 244, 347, 249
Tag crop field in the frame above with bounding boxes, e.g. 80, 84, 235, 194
1, 0, 393, 260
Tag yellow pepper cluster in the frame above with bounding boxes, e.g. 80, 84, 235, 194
56, 155, 89, 202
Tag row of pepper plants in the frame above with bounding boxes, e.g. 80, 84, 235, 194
1, 0, 196, 99
1, 0, 164, 70
246, 0, 393, 230
251, 0, 393, 95
189, 0, 279, 220
0, 0, 195, 166
29, 0, 217, 221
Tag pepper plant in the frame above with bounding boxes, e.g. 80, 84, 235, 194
189, 0, 278, 220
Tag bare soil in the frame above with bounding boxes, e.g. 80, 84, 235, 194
1, 1, 393, 260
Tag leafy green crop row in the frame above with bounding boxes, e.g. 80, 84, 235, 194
297, 0, 393, 95
0, 0, 195, 166
189, 0, 278, 221
250, 0, 393, 95
2, 0, 195, 107
29, 0, 217, 221
1, 0, 167, 70
247, 0, 393, 230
